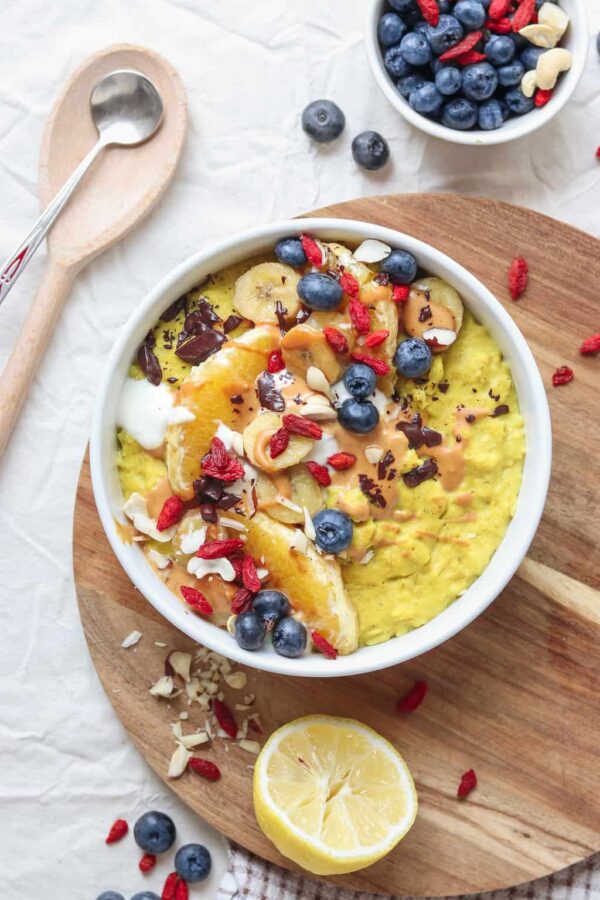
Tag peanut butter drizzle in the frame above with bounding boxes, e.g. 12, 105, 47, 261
252, 427, 281, 473
360, 281, 393, 304
114, 518, 135, 544
165, 564, 234, 626
146, 476, 173, 518
403, 288, 456, 348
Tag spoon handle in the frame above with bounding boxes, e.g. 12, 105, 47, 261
0, 139, 104, 307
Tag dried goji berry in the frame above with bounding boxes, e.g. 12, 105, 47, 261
180, 585, 214, 616
196, 539, 245, 559
213, 698, 238, 738
416, 0, 440, 26
306, 461, 331, 486
508, 255, 528, 300
242, 555, 262, 592
348, 297, 371, 335
488, 0, 511, 19
282, 413, 323, 440
534, 88, 553, 107
231, 587, 254, 614
323, 326, 348, 353
267, 349, 285, 373
201, 439, 245, 482
189, 757, 222, 781
396, 680, 428, 713
580, 333, 600, 354
230, 555, 244, 583
105, 818, 128, 844
175, 880, 189, 900
327, 451, 357, 470
439, 31, 482, 61
139, 852, 157, 873
209, 436, 229, 468
161, 872, 179, 900
269, 427, 290, 458
339, 271, 360, 297
596, 146, 600, 159
552, 366, 574, 386
156, 496, 185, 532
301, 234, 323, 267
485, 16, 512, 32
311, 630, 337, 659
365, 329, 390, 348
453, 49, 488, 66
392, 284, 410, 303
457, 768, 478, 799
350, 351, 391, 376
511, 0, 535, 31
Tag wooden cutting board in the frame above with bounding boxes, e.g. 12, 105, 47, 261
73, 194, 600, 898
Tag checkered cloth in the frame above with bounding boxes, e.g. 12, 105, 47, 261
218, 844, 600, 900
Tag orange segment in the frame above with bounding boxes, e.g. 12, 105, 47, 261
166, 325, 280, 499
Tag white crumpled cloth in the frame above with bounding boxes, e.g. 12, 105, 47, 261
1, 2, 598, 898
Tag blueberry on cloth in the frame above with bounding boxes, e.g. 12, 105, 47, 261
462, 63, 498, 102
394, 338, 432, 378
297, 272, 343, 310
275, 237, 306, 268
409, 82, 444, 116
435, 67, 462, 96
504, 86, 535, 115
351, 131, 390, 170
312, 509, 353, 554
478, 99, 504, 131
343, 363, 377, 400
497, 61, 524, 87
133, 811, 176, 854
235, 610, 267, 651
380, 249, 418, 284
397, 73, 427, 98
97, 894, 125, 900
400, 31, 433, 66
301, 100, 345, 143
384, 45, 412, 79
441, 96, 479, 129
453, 0, 486, 30
484, 35, 516, 66
379, 13, 407, 47
175, 843, 212, 883
427, 15, 464, 56
253, 589, 290, 630
272, 617, 308, 658
338, 398, 380, 434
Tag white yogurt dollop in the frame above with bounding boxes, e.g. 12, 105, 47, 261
117, 378, 194, 450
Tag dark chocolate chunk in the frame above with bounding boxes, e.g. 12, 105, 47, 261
358, 474, 386, 508
492, 404, 509, 417
176, 325, 226, 364
217, 492, 241, 510
438, 381, 449, 394
200, 504, 218, 524
295, 308, 312, 325
137, 343, 162, 386
275, 300, 288, 335
377, 450, 395, 481
257, 372, 285, 412
223, 314, 243, 334
193, 476, 223, 503
402, 458, 439, 488
230, 394, 244, 404
160, 295, 186, 322
418, 304, 432, 323
466, 414, 476, 423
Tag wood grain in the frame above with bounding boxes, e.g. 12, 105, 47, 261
74, 195, 600, 898
0, 44, 187, 455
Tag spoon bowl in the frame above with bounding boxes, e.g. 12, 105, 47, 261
91, 69, 164, 147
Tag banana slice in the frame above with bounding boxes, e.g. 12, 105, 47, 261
243, 411, 313, 473
243, 512, 359, 655
233, 262, 301, 324
256, 465, 324, 525
411, 277, 464, 333
281, 323, 343, 383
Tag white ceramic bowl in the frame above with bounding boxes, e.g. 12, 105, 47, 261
90, 218, 551, 678
365, 0, 588, 146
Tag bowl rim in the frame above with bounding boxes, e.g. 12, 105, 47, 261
90, 216, 552, 678
364, 0, 588, 146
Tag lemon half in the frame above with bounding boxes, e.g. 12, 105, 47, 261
253, 715, 417, 876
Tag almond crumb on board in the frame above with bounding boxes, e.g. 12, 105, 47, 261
121, 630, 142, 649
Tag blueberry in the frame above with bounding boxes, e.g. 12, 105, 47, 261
384, 45, 412, 79
478, 98, 504, 131
414, 21, 430, 35
409, 82, 444, 116
297, 272, 343, 310
134, 811, 176, 855
394, 338, 433, 378
174, 843, 212, 883
435, 66, 462, 96
351, 131, 390, 171
520, 46, 546, 71
497, 61, 524, 87
301, 100, 345, 144
400, 31, 432, 66
498, 98, 510, 121
597, 30, 600, 56
378, 13, 407, 47
388, 0, 417, 11
272, 617, 308, 658
427, 15, 463, 56
131, 894, 160, 900
397, 73, 427, 98
484, 35, 516, 66
380, 249, 417, 284
338, 398, 380, 434
96, 894, 125, 900
462, 62, 498, 102
275, 237, 306, 268
504, 86, 535, 115
253, 589, 290, 630
343, 363, 377, 400
235, 610, 266, 651
312, 509, 353, 554
442, 97, 478, 130
438, 0, 452, 11
508, 32, 528, 51
453, 0, 486, 30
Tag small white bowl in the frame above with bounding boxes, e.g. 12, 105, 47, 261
90, 218, 551, 678
365, 0, 588, 146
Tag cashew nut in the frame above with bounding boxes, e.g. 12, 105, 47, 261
521, 70, 538, 99
519, 24, 558, 49
536, 47, 572, 91
538, 2, 570, 41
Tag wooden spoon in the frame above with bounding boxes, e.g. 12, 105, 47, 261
0, 43, 187, 455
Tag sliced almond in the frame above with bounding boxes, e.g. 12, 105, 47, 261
519, 23, 558, 49
422, 327, 457, 350
306, 366, 333, 398
167, 651, 192, 683
238, 739, 261, 755
538, 1, 569, 40
168, 743, 191, 778
225, 671, 248, 690
121, 630, 142, 649
353, 239, 392, 264
179, 731, 210, 749
521, 69, 538, 98
149, 675, 175, 698
364, 445, 384, 464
